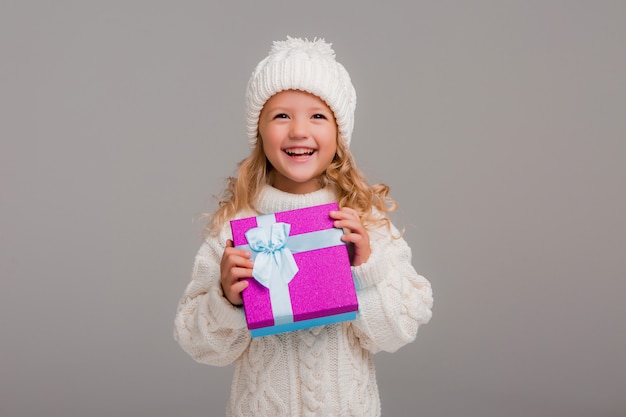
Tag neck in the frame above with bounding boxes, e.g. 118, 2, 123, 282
254, 184, 338, 214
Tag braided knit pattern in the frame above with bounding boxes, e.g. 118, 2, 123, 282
297, 326, 331, 416
231, 337, 288, 416
173, 185, 433, 417
341, 323, 379, 416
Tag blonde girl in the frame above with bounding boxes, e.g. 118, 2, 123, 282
174, 37, 433, 417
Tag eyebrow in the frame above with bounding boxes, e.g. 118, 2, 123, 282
310, 107, 333, 113
265, 106, 333, 115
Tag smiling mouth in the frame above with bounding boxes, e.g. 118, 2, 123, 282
284, 148, 315, 158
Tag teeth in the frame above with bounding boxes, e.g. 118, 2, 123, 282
285, 148, 314, 156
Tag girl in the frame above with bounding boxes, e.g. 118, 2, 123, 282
174, 37, 433, 417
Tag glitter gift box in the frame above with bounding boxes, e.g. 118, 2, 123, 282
230, 202, 358, 338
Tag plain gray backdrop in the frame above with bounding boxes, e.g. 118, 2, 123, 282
2, 1, 625, 416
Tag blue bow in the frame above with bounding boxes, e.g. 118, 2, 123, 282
245, 222, 299, 289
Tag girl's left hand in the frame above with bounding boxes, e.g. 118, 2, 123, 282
330, 208, 371, 266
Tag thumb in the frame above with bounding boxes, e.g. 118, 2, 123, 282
225, 239, 234, 248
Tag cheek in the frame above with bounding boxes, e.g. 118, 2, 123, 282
321, 140, 337, 164
260, 130, 281, 153
325, 131, 338, 155
262, 142, 280, 166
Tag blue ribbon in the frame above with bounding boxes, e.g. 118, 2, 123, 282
238, 215, 344, 325
245, 222, 299, 325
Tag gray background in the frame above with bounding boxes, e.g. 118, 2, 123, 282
2, 1, 625, 416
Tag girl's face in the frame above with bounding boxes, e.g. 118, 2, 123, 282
259, 89, 338, 194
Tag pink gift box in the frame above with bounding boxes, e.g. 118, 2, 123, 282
230, 202, 358, 337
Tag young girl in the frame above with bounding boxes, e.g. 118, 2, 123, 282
174, 37, 433, 417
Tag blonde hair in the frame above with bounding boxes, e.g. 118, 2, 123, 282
206, 135, 397, 237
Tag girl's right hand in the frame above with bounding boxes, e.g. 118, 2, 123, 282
220, 239, 253, 306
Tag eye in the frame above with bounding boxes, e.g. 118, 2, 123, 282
312, 114, 327, 119
274, 113, 289, 119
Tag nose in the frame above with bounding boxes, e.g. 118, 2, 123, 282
289, 118, 309, 139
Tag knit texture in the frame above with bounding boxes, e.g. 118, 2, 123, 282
174, 185, 433, 417
245, 37, 357, 147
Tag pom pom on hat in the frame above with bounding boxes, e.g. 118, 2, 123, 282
245, 37, 357, 147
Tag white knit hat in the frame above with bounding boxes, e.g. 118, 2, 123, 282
245, 37, 357, 147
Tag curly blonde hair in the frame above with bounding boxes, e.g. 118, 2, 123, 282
206, 134, 397, 237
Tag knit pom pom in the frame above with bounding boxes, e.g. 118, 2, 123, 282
269, 36, 336, 60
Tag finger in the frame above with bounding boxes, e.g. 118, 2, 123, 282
228, 266, 254, 280
330, 209, 358, 220
342, 207, 360, 218
334, 218, 366, 234
224, 253, 254, 269
221, 259, 251, 280
341, 232, 366, 245
226, 239, 234, 248
331, 210, 363, 228
224, 246, 252, 261
340, 207, 360, 220
231, 279, 249, 294
226, 280, 249, 306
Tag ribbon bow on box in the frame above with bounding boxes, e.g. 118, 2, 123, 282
246, 222, 299, 287
245, 223, 299, 324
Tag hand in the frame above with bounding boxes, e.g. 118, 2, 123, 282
330, 207, 371, 266
220, 239, 253, 306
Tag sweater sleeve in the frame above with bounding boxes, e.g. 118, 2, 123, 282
173, 228, 252, 366
349, 222, 433, 353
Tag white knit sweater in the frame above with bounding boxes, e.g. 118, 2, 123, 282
174, 185, 433, 417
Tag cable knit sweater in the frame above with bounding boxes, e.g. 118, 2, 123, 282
174, 185, 433, 417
